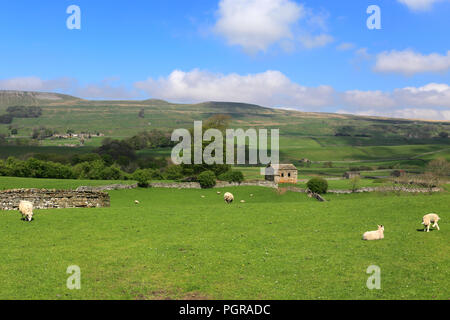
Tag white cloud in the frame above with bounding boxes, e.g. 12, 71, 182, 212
0, 76, 75, 92
341, 90, 396, 109
336, 42, 355, 51
2, 73, 449, 120
374, 49, 450, 75
134, 69, 335, 108
213, 0, 332, 52
398, 0, 445, 11
340, 108, 450, 121
74, 78, 139, 100
299, 34, 334, 49
134, 69, 450, 120
340, 83, 450, 120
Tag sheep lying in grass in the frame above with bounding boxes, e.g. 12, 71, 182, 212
19, 201, 34, 222
422, 214, 440, 232
363, 225, 384, 241
224, 192, 234, 204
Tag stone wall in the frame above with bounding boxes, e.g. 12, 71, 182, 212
0, 189, 110, 211
148, 180, 278, 189
215, 180, 278, 189
150, 182, 202, 189
281, 186, 442, 194
76, 183, 138, 192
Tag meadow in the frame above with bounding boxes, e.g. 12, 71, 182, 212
0, 177, 448, 300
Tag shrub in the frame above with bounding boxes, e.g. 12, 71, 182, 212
307, 177, 328, 194
132, 169, 153, 187
0, 114, 13, 124
164, 165, 183, 181
218, 170, 244, 183
198, 171, 216, 189
350, 176, 361, 192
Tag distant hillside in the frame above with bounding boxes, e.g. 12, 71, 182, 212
0, 90, 448, 140
0, 91, 80, 107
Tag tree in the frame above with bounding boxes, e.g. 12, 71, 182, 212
426, 158, 450, 185
204, 114, 231, 132
164, 165, 183, 181
218, 170, 244, 183
350, 176, 361, 192
438, 132, 449, 139
95, 139, 137, 162
307, 178, 328, 194
198, 171, 216, 189
324, 162, 333, 168
132, 169, 153, 187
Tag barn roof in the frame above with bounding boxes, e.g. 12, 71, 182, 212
270, 164, 297, 171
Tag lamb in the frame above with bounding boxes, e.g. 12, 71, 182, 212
363, 225, 384, 241
224, 192, 234, 204
19, 201, 34, 222
422, 214, 440, 232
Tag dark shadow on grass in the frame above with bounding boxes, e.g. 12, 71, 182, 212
416, 229, 436, 232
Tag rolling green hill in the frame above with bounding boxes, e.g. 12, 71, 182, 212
0, 91, 449, 168
0, 90, 448, 137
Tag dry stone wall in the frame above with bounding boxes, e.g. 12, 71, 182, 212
76, 184, 138, 192
0, 189, 110, 211
148, 181, 278, 189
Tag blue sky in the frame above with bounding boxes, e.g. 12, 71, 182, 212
0, 0, 449, 120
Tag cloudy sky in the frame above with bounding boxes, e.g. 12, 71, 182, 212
0, 0, 449, 120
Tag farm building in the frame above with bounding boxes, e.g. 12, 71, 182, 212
343, 171, 361, 179
265, 164, 298, 184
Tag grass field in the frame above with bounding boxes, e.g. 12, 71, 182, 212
0, 177, 448, 300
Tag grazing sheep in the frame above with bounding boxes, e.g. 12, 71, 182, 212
363, 225, 385, 241
217, 191, 221, 195
201, 195, 206, 198
422, 214, 440, 232
224, 192, 234, 204
19, 201, 34, 222
135, 200, 140, 204
240, 200, 246, 203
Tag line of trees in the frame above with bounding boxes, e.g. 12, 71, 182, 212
0, 106, 43, 124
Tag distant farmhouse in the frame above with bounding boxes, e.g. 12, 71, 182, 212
265, 164, 298, 184
343, 171, 361, 179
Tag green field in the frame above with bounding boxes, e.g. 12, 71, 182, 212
0, 177, 448, 300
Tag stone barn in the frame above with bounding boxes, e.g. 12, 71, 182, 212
343, 171, 361, 179
265, 164, 298, 184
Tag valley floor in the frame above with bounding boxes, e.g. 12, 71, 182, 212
0, 177, 448, 300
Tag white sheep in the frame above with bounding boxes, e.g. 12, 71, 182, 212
19, 201, 34, 222
240, 200, 246, 203
422, 213, 440, 232
363, 225, 384, 241
135, 200, 140, 205
224, 192, 234, 204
